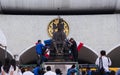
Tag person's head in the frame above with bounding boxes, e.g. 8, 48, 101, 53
86, 67, 90, 71
69, 38, 74, 43
55, 68, 62, 75
39, 68, 45, 75
27, 66, 33, 71
100, 50, 106, 56
38, 40, 41, 43
71, 64, 76, 68
46, 66, 51, 71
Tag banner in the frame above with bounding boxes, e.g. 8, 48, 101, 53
77, 42, 83, 51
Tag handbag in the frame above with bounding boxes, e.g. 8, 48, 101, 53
99, 66, 105, 74
99, 57, 105, 75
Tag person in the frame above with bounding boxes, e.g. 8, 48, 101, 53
44, 66, 56, 75
10, 59, 22, 75
55, 68, 62, 75
69, 38, 78, 61
86, 67, 92, 75
36, 40, 45, 65
22, 66, 34, 75
33, 64, 45, 75
1, 58, 14, 75
110, 70, 115, 75
67, 64, 78, 75
0, 61, 2, 75
95, 50, 112, 75
33, 64, 40, 75
115, 69, 120, 75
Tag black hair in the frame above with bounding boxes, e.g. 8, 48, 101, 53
3, 58, 10, 73
70, 38, 74, 41
55, 68, 62, 75
71, 64, 75, 68
10, 59, 16, 70
38, 40, 41, 43
100, 50, 106, 56
46, 66, 51, 71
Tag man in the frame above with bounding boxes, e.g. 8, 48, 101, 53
86, 67, 92, 75
69, 38, 78, 61
95, 50, 112, 75
23, 66, 34, 75
33, 64, 45, 75
67, 64, 78, 75
115, 69, 120, 75
44, 66, 56, 75
36, 40, 45, 65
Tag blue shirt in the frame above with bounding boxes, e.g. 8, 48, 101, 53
36, 43, 44, 55
67, 68, 78, 75
116, 69, 120, 75
33, 67, 40, 75
87, 70, 92, 75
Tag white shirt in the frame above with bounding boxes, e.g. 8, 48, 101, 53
23, 71, 34, 75
13, 66, 22, 75
95, 56, 112, 72
44, 71, 56, 75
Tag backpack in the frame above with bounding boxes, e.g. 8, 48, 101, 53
99, 67, 105, 75
99, 57, 105, 75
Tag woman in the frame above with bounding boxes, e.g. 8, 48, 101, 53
1, 58, 14, 75
10, 59, 22, 75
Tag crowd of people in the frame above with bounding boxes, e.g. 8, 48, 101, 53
0, 58, 22, 75
0, 46, 120, 75
1, 37, 120, 75
0, 59, 79, 75
34, 37, 117, 75
35, 38, 116, 75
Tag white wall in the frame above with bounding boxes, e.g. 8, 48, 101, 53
0, 14, 120, 57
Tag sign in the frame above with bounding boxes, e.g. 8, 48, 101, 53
47, 18, 69, 37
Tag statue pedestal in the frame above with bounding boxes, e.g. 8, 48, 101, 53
48, 51, 72, 62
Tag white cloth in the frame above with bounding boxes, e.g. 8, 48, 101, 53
46, 49, 50, 55
44, 71, 56, 75
23, 71, 34, 75
95, 56, 112, 72
13, 66, 22, 75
